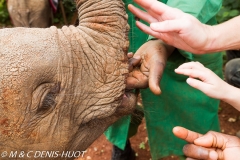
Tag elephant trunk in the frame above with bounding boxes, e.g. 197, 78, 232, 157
59, 0, 132, 150
76, 0, 129, 60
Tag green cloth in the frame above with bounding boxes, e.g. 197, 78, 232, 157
142, 51, 222, 159
105, 0, 223, 159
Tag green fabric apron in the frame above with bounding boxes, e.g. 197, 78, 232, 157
105, 0, 223, 159
142, 50, 223, 159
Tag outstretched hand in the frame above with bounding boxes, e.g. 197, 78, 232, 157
128, 0, 214, 54
126, 40, 174, 95
174, 62, 231, 100
173, 126, 240, 160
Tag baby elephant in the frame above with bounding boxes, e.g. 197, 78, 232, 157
0, 0, 136, 159
7, 0, 58, 27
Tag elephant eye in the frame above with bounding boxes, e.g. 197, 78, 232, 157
29, 82, 61, 116
22, 82, 61, 128
37, 82, 61, 114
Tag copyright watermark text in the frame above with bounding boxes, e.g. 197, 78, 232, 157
1, 150, 86, 158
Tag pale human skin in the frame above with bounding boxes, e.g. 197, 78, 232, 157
128, 0, 240, 54
174, 62, 240, 160
175, 62, 240, 112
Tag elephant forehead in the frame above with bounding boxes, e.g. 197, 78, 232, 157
0, 28, 59, 117
0, 28, 58, 56
0, 28, 59, 77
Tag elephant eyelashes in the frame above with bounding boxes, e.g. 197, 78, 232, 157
31, 82, 61, 115
37, 82, 61, 113
37, 83, 60, 112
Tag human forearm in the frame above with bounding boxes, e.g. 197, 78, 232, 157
221, 83, 240, 111
208, 16, 240, 52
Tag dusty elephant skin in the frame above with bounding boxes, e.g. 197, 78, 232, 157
0, 0, 136, 159
7, 0, 53, 27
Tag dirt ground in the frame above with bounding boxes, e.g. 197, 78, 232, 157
77, 100, 240, 160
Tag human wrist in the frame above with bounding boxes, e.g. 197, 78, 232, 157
203, 24, 219, 53
207, 16, 240, 52
221, 84, 240, 111
156, 39, 175, 57
221, 83, 234, 101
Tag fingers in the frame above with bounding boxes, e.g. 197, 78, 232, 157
175, 65, 213, 97
177, 61, 204, 69
126, 69, 148, 89
194, 132, 220, 148
128, 55, 141, 71
175, 62, 225, 98
135, 21, 163, 39
127, 55, 148, 89
174, 62, 207, 81
193, 131, 240, 160
186, 158, 198, 160
128, 4, 158, 23
173, 127, 221, 160
172, 126, 202, 143
148, 60, 164, 95
175, 68, 206, 81
194, 131, 240, 148
185, 78, 212, 94
183, 144, 218, 160
150, 20, 184, 33
133, 0, 178, 19
127, 40, 167, 94
127, 52, 134, 58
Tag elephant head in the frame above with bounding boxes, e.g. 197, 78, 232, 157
7, 0, 53, 27
0, 0, 135, 158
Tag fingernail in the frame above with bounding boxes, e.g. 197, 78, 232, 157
134, 55, 141, 59
155, 89, 161, 95
174, 69, 180, 73
186, 78, 192, 84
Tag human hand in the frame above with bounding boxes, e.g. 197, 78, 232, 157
173, 126, 240, 160
128, 0, 214, 54
126, 40, 174, 95
174, 62, 231, 100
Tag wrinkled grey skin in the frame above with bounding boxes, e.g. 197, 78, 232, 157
7, 0, 52, 27
0, 0, 136, 159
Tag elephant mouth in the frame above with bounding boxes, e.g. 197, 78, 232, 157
124, 89, 139, 98
121, 89, 138, 111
